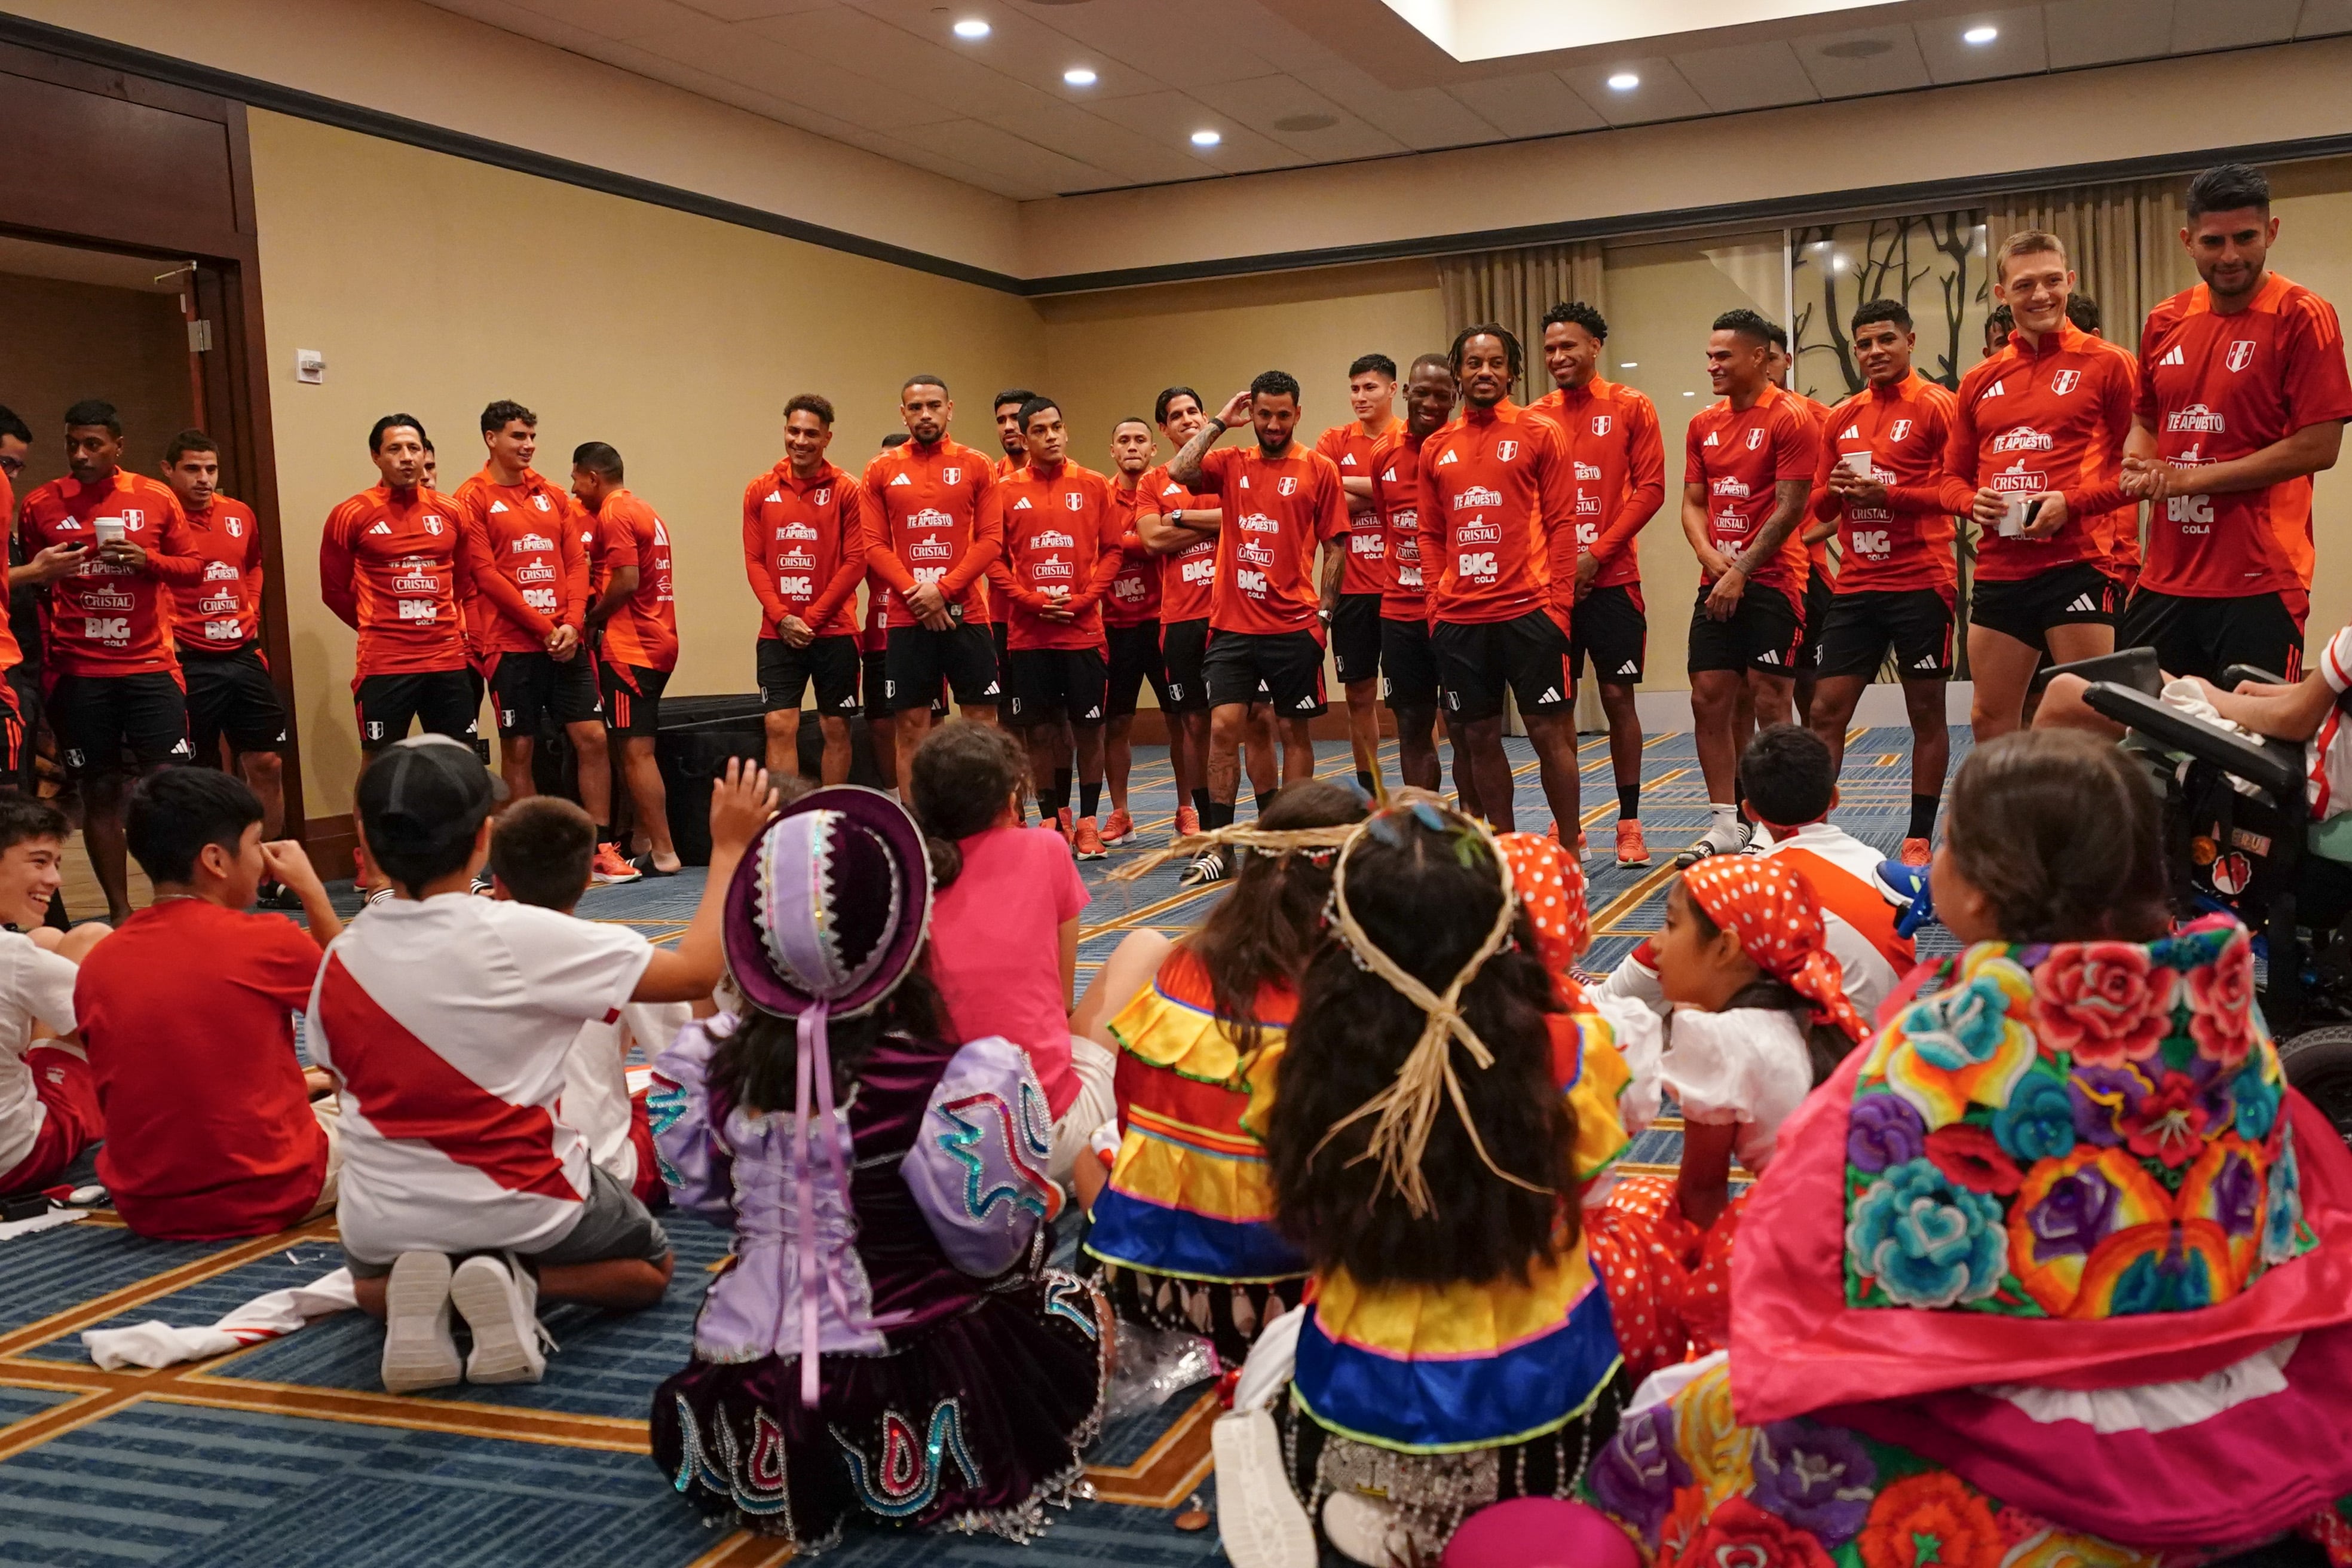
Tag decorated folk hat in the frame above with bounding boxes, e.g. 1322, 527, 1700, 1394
721, 785, 933, 1021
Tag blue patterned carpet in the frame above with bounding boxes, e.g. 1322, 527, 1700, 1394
0, 727, 1964, 1566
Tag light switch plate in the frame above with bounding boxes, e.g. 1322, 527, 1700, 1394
296, 350, 324, 384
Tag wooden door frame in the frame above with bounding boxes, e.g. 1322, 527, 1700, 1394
0, 38, 305, 844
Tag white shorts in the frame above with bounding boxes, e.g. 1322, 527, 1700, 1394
1049, 1034, 1117, 1189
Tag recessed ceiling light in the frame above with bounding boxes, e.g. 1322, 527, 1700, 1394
1606, 71, 1640, 91
1962, 24, 1998, 44
1063, 66, 1097, 85
1191, 128, 1222, 146
952, 17, 990, 38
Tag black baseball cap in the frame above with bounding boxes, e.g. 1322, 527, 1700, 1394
354, 735, 507, 855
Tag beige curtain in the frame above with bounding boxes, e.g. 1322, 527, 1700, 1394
1986, 179, 2197, 348
1435, 241, 1607, 402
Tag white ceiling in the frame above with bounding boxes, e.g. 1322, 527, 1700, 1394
418, 0, 2352, 201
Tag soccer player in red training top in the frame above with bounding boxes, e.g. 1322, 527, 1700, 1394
1416, 324, 1584, 841
997, 397, 1124, 859
1166, 370, 1349, 885
743, 396, 864, 791
860, 375, 1004, 783
157, 429, 298, 902
2121, 162, 2352, 682
573, 442, 680, 876
1100, 415, 1166, 846
1529, 300, 1666, 865
1939, 231, 2138, 740
1366, 355, 1457, 796
1801, 299, 1961, 865
452, 402, 632, 884
1682, 310, 1822, 859
17, 400, 203, 920
1316, 352, 1402, 795
1135, 386, 1273, 841
320, 416, 479, 754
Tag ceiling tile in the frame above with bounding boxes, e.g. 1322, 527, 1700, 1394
504, 0, 716, 35
1441, 72, 1604, 139
736, 7, 1054, 121
1294, 63, 1500, 149
990, 0, 1284, 90
832, 0, 1169, 100
2172, 0, 2300, 50
424, 0, 609, 50
2043, 0, 2175, 68
914, 118, 1130, 192
1550, 57, 1711, 125
607, 19, 951, 127
2301, 0, 2352, 36
673, 0, 832, 17
1084, 90, 1300, 174
1190, 73, 1408, 158
1671, 38, 1822, 113
1914, 6, 2048, 82
1794, 26, 1931, 97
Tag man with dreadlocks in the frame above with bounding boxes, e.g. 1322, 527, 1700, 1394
1206, 800, 1672, 1568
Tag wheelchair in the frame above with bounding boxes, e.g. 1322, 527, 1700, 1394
2047, 648, 2352, 1143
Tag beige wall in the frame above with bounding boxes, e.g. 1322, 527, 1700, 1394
247, 109, 1044, 818
16, 0, 1022, 276
2264, 160, 2352, 646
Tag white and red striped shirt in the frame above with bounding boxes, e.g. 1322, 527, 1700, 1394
307, 895, 653, 1261
2310, 624, 2352, 822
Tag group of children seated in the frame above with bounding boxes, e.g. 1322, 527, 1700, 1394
11, 706, 2352, 1567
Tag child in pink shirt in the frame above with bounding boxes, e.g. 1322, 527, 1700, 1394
911, 722, 1110, 1185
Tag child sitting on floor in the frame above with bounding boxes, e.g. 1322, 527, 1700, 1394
0, 798, 106, 1197
486, 795, 695, 1208
909, 720, 1111, 1184
647, 785, 1109, 1549
78, 767, 344, 1239
1073, 780, 1367, 1365
311, 736, 772, 1394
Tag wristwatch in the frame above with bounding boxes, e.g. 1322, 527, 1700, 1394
1169, 507, 1184, 528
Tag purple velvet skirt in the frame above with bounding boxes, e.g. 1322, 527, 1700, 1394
649, 1270, 1110, 1551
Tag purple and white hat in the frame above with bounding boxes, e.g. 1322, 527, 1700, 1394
721, 785, 933, 1020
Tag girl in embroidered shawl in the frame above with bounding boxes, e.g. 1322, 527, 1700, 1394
1586, 730, 2352, 1566
645, 787, 1110, 1551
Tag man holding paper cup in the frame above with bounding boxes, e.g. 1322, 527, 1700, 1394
1937, 231, 2138, 742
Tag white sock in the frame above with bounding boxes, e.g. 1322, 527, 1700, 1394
1702, 803, 1743, 850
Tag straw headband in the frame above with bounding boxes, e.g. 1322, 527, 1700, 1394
1312, 803, 1552, 1218
1104, 822, 1358, 884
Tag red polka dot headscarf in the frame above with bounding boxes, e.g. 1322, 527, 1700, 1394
1497, 831, 1589, 977
1680, 856, 1868, 1043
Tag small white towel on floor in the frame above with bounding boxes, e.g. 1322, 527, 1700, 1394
82, 1267, 357, 1370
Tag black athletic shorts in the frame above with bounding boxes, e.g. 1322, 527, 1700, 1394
883, 622, 1000, 713
182, 644, 290, 755
1203, 628, 1326, 716
862, 647, 944, 719
1570, 582, 1647, 685
1817, 588, 1956, 681
1797, 565, 1834, 672
51, 670, 192, 776
2116, 587, 2309, 684
1160, 617, 1211, 715
356, 669, 478, 751
1331, 593, 1383, 687
1379, 616, 1439, 710
1686, 581, 1805, 676
1104, 621, 1168, 719
758, 635, 861, 718
1008, 645, 1109, 725
491, 650, 601, 738
1969, 561, 2118, 647
1434, 610, 1575, 724
601, 662, 671, 737
992, 618, 1010, 675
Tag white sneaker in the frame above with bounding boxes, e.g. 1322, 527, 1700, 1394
1212, 1407, 1316, 1568
381, 1251, 460, 1393
450, 1254, 548, 1385
1322, 1491, 1412, 1567
1677, 818, 1750, 866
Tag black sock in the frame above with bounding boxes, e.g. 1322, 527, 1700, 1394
596, 823, 614, 847
1616, 785, 1641, 820
1355, 768, 1375, 794
1203, 800, 1236, 831
1190, 788, 1211, 817
1253, 787, 1273, 816
1909, 791, 1940, 841
1079, 781, 1101, 818
1052, 768, 1073, 816
1042, 783, 1064, 818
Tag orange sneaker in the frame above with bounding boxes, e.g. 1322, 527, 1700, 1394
1615, 819, 1650, 866
1101, 808, 1135, 846
1901, 837, 1933, 866
1175, 805, 1200, 840
1072, 817, 1108, 860
1052, 807, 1073, 844
589, 843, 641, 886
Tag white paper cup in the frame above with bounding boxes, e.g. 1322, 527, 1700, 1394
93, 519, 125, 547
1998, 497, 2031, 537
1839, 450, 1873, 477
